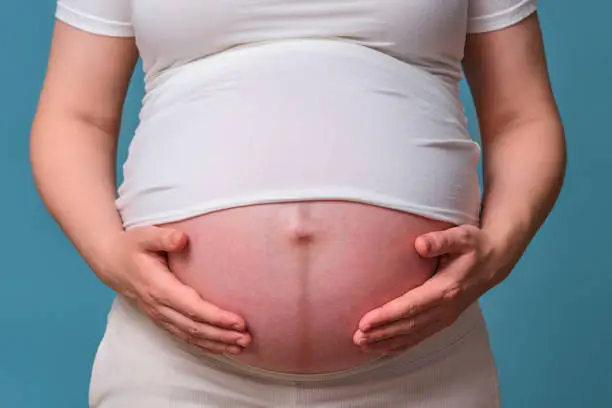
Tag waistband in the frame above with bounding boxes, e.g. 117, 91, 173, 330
112, 294, 485, 384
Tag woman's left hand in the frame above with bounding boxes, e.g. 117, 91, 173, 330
353, 224, 509, 355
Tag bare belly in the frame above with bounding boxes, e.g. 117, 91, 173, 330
162, 201, 453, 373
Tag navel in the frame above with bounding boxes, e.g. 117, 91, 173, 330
283, 202, 317, 244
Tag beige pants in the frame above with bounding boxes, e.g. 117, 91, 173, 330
90, 295, 500, 407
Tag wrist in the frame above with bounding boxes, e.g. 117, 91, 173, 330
79, 228, 126, 279
481, 219, 531, 287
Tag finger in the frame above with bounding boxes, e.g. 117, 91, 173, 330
362, 321, 446, 354
354, 309, 441, 345
415, 226, 477, 258
387, 321, 446, 354
137, 300, 235, 354
159, 305, 252, 347
192, 338, 244, 355
135, 226, 188, 253
153, 272, 248, 332
157, 321, 242, 355
358, 278, 445, 332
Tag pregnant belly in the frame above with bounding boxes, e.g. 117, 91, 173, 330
162, 200, 453, 374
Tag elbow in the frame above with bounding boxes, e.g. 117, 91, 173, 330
531, 111, 568, 194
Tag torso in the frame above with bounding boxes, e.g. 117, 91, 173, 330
116, 0, 481, 374
116, 1, 482, 232
117, 39, 481, 229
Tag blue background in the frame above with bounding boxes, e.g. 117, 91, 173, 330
1, 1, 610, 407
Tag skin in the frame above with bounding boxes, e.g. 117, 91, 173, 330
160, 201, 453, 372
30, 12, 565, 357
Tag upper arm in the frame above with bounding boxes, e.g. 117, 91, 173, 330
37, 1, 138, 135
463, 2, 560, 137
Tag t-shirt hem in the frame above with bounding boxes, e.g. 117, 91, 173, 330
56, 1, 134, 37
467, 0, 537, 34
118, 193, 481, 230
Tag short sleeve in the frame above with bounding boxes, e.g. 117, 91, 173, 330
55, 0, 134, 37
468, 0, 537, 33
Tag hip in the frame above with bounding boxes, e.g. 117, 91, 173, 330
90, 293, 499, 407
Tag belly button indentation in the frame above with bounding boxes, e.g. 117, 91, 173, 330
285, 203, 316, 244
290, 225, 315, 243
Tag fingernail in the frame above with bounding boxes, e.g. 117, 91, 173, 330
226, 346, 242, 355
236, 337, 250, 347
355, 333, 368, 345
170, 232, 182, 246
232, 323, 244, 331
423, 237, 433, 252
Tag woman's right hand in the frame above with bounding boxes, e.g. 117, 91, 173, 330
103, 225, 252, 355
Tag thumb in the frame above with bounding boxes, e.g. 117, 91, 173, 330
135, 226, 188, 253
415, 226, 474, 258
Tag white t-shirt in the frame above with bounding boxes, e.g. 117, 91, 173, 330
56, 0, 537, 228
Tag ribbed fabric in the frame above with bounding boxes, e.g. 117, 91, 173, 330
89, 296, 500, 407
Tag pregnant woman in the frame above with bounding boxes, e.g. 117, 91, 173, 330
31, 0, 566, 406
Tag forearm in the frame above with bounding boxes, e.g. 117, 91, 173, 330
479, 116, 566, 284
30, 112, 124, 276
